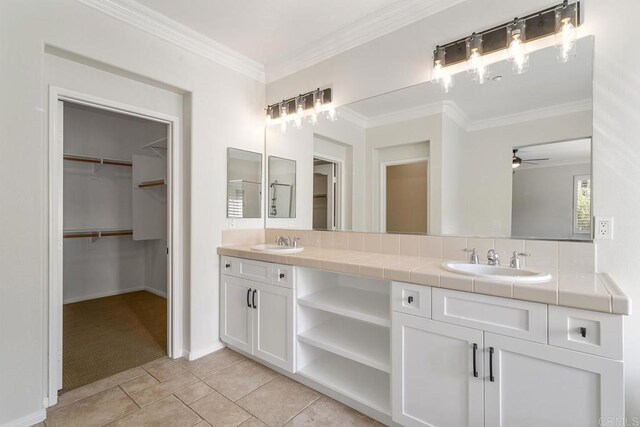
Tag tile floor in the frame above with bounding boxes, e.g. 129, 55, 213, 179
42, 347, 386, 427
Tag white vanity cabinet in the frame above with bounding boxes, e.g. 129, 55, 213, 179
220, 257, 295, 372
392, 284, 624, 427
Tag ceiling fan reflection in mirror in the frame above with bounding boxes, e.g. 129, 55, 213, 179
512, 148, 549, 169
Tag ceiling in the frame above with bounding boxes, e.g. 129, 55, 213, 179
517, 138, 591, 169
344, 37, 594, 124
134, 0, 400, 65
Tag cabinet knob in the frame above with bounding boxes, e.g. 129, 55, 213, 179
579, 327, 587, 338
279, 273, 285, 279
408, 296, 414, 304
225, 263, 231, 269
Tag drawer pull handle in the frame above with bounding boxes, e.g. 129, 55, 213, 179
579, 327, 587, 338
225, 263, 231, 269
489, 347, 495, 382
279, 273, 285, 279
246, 288, 252, 308
472, 343, 478, 378
408, 296, 414, 304
252, 289, 257, 309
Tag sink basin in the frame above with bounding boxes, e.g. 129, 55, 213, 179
250, 244, 304, 254
441, 261, 551, 283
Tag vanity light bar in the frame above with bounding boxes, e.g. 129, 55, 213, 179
432, 1, 581, 83
265, 88, 333, 123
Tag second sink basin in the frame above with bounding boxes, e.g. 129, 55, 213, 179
250, 244, 304, 254
441, 261, 551, 283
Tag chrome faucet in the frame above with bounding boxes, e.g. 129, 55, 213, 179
487, 249, 500, 266
510, 251, 530, 269
462, 248, 480, 264
275, 236, 291, 246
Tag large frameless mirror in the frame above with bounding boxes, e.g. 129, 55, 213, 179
265, 36, 593, 240
227, 148, 262, 218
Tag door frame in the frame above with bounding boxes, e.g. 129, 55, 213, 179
379, 157, 429, 233
47, 86, 183, 406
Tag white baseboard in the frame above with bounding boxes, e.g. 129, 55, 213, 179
144, 286, 167, 299
1, 409, 46, 427
63, 286, 145, 304
183, 341, 226, 361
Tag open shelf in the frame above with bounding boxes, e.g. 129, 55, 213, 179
63, 228, 133, 239
298, 352, 390, 415
64, 153, 132, 167
298, 287, 390, 328
298, 318, 390, 372
138, 178, 166, 188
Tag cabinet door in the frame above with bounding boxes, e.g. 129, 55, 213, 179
220, 275, 253, 353
252, 282, 294, 372
484, 332, 624, 427
392, 312, 484, 427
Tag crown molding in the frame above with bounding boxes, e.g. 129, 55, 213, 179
338, 107, 369, 128
265, 0, 467, 83
466, 99, 592, 132
77, 0, 265, 82
336, 98, 591, 131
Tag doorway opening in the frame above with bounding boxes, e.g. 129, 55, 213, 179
313, 157, 341, 230
49, 87, 182, 405
382, 160, 429, 234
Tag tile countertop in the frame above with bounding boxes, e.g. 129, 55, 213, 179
217, 245, 631, 315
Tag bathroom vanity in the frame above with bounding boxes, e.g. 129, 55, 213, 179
218, 245, 629, 426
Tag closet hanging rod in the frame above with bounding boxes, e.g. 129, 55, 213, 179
138, 179, 166, 188
63, 229, 133, 239
64, 154, 133, 167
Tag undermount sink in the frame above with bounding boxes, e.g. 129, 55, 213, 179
250, 244, 304, 254
441, 261, 551, 283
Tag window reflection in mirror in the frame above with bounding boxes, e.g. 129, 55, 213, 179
227, 148, 262, 218
268, 156, 296, 218
511, 138, 592, 240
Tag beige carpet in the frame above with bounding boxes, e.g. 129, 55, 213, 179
63, 291, 167, 392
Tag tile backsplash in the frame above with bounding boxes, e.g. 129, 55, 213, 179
231, 228, 596, 274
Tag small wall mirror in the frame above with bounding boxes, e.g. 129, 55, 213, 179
268, 156, 296, 218
227, 148, 262, 218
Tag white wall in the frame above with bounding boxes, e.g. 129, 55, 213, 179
266, 0, 640, 417
512, 163, 590, 239
0, 1, 264, 425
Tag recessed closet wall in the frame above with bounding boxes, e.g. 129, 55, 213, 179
63, 103, 168, 303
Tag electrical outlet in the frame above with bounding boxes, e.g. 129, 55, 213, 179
595, 217, 613, 239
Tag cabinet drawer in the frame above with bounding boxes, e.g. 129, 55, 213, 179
392, 281, 431, 318
548, 306, 623, 360
433, 289, 547, 343
221, 256, 239, 276
273, 264, 294, 289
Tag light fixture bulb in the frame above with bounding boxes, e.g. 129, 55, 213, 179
280, 101, 288, 134
314, 89, 323, 115
294, 95, 304, 129
309, 111, 318, 125
432, 46, 454, 93
265, 106, 273, 126
466, 33, 488, 84
507, 19, 528, 74
555, 1, 577, 63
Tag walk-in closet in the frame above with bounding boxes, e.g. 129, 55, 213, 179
61, 102, 169, 392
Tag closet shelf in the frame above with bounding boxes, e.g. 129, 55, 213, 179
64, 154, 132, 167
63, 229, 133, 239
141, 137, 168, 158
313, 194, 328, 198
138, 178, 166, 188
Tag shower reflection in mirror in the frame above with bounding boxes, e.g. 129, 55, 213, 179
227, 148, 262, 218
268, 156, 296, 218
